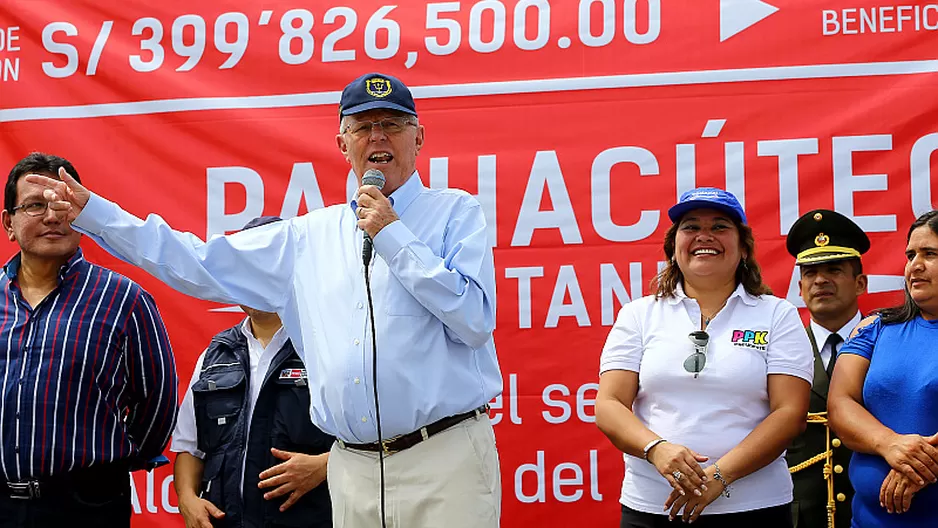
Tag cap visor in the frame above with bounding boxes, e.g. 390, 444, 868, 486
340, 101, 417, 118
668, 200, 744, 224
796, 252, 860, 266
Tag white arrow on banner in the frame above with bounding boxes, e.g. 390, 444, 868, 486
720, 0, 779, 42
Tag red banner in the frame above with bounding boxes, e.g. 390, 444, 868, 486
1, 1, 936, 526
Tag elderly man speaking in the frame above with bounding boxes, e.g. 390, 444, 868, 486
27, 73, 503, 528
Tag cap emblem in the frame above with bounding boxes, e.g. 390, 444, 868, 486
815, 233, 830, 247
365, 78, 392, 98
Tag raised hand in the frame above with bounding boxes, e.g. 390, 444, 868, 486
355, 185, 398, 239
23, 167, 90, 222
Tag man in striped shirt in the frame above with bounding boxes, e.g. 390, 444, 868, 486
0, 152, 178, 527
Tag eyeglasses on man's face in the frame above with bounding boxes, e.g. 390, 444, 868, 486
10, 201, 52, 217
343, 116, 416, 138
684, 330, 710, 378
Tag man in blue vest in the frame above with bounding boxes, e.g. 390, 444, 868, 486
171, 216, 333, 528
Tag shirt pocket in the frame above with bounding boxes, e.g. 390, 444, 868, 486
383, 274, 429, 316
192, 366, 245, 453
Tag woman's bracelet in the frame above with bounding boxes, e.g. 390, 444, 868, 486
712, 463, 732, 498
642, 438, 668, 461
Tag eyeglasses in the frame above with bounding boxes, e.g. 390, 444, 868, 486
10, 201, 51, 217
684, 331, 710, 378
343, 117, 416, 138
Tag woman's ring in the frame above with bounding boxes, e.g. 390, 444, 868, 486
672, 470, 683, 480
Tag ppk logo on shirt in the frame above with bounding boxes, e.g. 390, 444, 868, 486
731, 329, 769, 351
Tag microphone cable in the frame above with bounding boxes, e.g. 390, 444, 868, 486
360, 167, 388, 528
363, 245, 388, 528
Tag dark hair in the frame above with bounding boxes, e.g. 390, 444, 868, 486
654, 216, 772, 298
5, 152, 82, 213
877, 210, 938, 324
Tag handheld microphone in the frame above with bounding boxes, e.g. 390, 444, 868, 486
360, 169, 386, 265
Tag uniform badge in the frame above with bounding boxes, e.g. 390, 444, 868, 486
279, 368, 307, 380
813, 212, 823, 221
365, 78, 392, 98
815, 233, 830, 247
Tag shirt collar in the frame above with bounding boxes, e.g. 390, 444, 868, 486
2, 248, 85, 283
810, 311, 862, 345
239, 316, 289, 352
668, 281, 758, 307
386, 171, 422, 216
348, 170, 423, 216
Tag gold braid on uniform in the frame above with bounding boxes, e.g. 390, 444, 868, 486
788, 412, 837, 528
788, 450, 830, 472
789, 413, 832, 472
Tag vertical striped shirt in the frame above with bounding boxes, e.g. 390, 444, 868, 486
0, 249, 177, 481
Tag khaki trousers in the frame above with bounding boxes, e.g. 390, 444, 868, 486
328, 414, 501, 528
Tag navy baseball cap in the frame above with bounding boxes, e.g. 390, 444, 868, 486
667, 188, 747, 224
241, 215, 282, 231
339, 73, 417, 119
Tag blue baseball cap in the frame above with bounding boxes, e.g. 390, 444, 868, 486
667, 188, 747, 224
339, 73, 417, 119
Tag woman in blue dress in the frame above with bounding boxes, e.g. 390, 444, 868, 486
829, 209, 938, 527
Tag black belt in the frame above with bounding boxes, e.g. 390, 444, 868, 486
1, 461, 129, 500
2, 474, 70, 500
339, 405, 489, 454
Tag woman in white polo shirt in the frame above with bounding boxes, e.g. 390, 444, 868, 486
596, 188, 813, 527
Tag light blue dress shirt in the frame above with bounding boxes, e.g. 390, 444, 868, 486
73, 173, 502, 443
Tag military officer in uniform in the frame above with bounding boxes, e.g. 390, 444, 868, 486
785, 209, 870, 528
